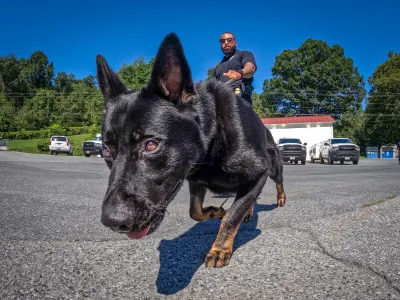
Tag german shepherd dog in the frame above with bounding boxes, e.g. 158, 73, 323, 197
96, 33, 286, 268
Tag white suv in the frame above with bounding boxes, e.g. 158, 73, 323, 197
49, 136, 73, 156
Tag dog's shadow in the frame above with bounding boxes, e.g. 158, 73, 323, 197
156, 203, 277, 295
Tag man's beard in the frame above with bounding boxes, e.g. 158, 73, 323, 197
222, 45, 236, 56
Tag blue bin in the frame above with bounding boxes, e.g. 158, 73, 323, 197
381, 146, 395, 159
366, 146, 379, 159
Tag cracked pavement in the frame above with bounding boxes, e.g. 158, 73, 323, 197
0, 151, 399, 299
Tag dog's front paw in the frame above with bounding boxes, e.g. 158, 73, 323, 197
190, 206, 226, 221
277, 193, 286, 207
244, 213, 253, 222
205, 248, 232, 268
203, 206, 226, 220
243, 203, 254, 222
276, 183, 286, 207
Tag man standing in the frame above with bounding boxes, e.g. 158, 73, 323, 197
213, 32, 257, 105
396, 140, 400, 164
212, 32, 257, 199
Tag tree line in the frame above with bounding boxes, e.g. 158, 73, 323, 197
0, 38, 399, 150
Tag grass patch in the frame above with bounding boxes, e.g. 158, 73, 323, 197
363, 194, 397, 207
9, 139, 38, 148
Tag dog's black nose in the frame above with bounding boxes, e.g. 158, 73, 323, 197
101, 210, 135, 232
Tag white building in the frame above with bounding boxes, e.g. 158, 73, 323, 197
261, 115, 336, 160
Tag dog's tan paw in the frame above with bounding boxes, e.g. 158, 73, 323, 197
204, 206, 226, 219
205, 248, 232, 268
190, 206, 226, 221
277, 193, 286, 207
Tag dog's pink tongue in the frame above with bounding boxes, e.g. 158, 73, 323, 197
126, 225, 151, 240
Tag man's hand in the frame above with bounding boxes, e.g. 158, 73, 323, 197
223, 70, 242, 80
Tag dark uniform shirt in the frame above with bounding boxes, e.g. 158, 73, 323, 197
214, 49, 257, 95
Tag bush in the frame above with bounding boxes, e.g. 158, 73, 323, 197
37, 139, 50, 153
0, 125, 100, 140
73, 146, 83, 156
48, 123, 66, 136
0, 129, 50, 140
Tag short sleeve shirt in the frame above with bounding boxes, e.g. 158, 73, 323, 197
214, 49, 257, 90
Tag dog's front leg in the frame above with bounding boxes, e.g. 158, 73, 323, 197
189, 182, 226, 221
276, 183, 286, 207
204, 172, 269, 268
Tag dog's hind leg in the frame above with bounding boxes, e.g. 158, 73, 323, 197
265, 128, 286, 207
189, 182, 226, 221
267, 150, 286, 207
205, 172, 268, 268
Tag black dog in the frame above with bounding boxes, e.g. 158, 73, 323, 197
96, 33, 286, 268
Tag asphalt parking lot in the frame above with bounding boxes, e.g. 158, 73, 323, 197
0, 151, 399, 299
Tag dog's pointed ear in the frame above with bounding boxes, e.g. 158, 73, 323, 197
96, 54, 127, 101
148, 33, 197, 104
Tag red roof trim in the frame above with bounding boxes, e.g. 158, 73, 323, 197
261, 115, 335, 125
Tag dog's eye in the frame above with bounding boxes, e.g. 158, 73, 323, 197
145, 140, 158, 152
102, 144, 113, 159
104, 149, 112, 159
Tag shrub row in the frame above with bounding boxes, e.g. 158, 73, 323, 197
0, 125, 100, 140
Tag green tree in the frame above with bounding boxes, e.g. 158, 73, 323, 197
54, 72, 76, 94
261, 39, 366, 117
20, 51, 55, 91
13, 89, 57, 130
0, 93, 15, 132
362, 51, 400, 148
117, 57, 154, 90
206, 67, 215, 80
0, 54, 30, 109
81, 75, 97, 89
333, 110, 365, 142
54, 81, 101, 127
252, 92, 276, 118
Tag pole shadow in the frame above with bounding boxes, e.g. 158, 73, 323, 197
155, 203, 277, 295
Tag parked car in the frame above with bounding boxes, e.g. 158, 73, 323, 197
310, 138, 360, 165
277, 137, 307, 165
0, 137, 9, 151
82, 134, 103, 157
49, 136, 73, 156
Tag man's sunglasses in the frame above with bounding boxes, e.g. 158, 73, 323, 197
220, 38, 234, 44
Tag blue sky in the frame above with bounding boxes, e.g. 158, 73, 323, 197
1, 0, 399, 94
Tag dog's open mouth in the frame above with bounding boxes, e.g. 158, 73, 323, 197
126, 224, 151, 240
125, 213, 160, 240
123, 180, 184, 240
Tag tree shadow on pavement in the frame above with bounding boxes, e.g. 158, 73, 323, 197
156, 203, 277, 295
